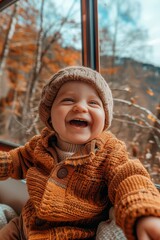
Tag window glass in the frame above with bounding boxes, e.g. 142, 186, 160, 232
98, 0, 160, 184
0, 0, 81, 144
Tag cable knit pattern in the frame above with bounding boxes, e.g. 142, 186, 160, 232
0, 127, 160, 240
0, 151, 12, 179
29, 227, 95, 240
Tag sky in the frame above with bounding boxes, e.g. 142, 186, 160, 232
139, 0, 160, 67
51, 0, 160, 67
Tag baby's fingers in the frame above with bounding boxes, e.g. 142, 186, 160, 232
137, 229, 150, 240
136, 217, 160, 240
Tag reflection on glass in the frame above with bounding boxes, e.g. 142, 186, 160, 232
99, 0, 160, 184
0, 0, 81, 143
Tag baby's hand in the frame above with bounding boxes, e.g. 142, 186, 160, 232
136, 216, 160, 240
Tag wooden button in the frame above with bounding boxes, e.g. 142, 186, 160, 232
57, 167, 68, 179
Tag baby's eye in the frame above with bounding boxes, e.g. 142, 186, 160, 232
89, 100, 100, 105
62, 98, 74, 103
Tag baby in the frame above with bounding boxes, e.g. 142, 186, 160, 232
0, 66, 160, 240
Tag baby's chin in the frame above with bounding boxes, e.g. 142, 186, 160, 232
56, 132, 99, 145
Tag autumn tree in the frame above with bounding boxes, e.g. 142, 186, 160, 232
99, 0, 150, 74
98, 0, 160, 183
0, 0, 81, 142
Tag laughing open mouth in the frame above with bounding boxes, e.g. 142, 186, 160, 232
69, 119, 88, 127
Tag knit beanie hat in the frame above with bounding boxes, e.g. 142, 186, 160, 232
39, 66, 113, 130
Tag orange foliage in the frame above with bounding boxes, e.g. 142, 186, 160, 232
101, 66, 120, 75
130, 97, 137, 104
40, 43, 81, 79
146, 88, 154, 96
0, 3, 81, 118
147, 114, 156, 122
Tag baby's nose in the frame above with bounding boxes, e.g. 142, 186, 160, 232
72, 103, 88, 112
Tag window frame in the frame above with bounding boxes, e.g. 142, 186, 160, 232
80, 0, 99, 71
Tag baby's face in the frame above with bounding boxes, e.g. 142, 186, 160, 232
51, 81, 105, 144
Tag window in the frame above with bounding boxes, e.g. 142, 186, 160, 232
98, 0, 160, 184
0, 0, 159, 185
0, 0, 82, 144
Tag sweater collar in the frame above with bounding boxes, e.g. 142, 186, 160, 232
56, 136, 84, 153
41, 127, 110, 166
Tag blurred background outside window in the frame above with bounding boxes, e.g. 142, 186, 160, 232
99, 0, 160, 184
0, 0, 159, 184
0, 0, 82, 143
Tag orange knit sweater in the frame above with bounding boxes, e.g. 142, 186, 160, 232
0, 127, 160, 240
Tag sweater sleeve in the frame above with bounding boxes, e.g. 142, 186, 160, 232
0, 135, 40, 180
105, 138, 160, 240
